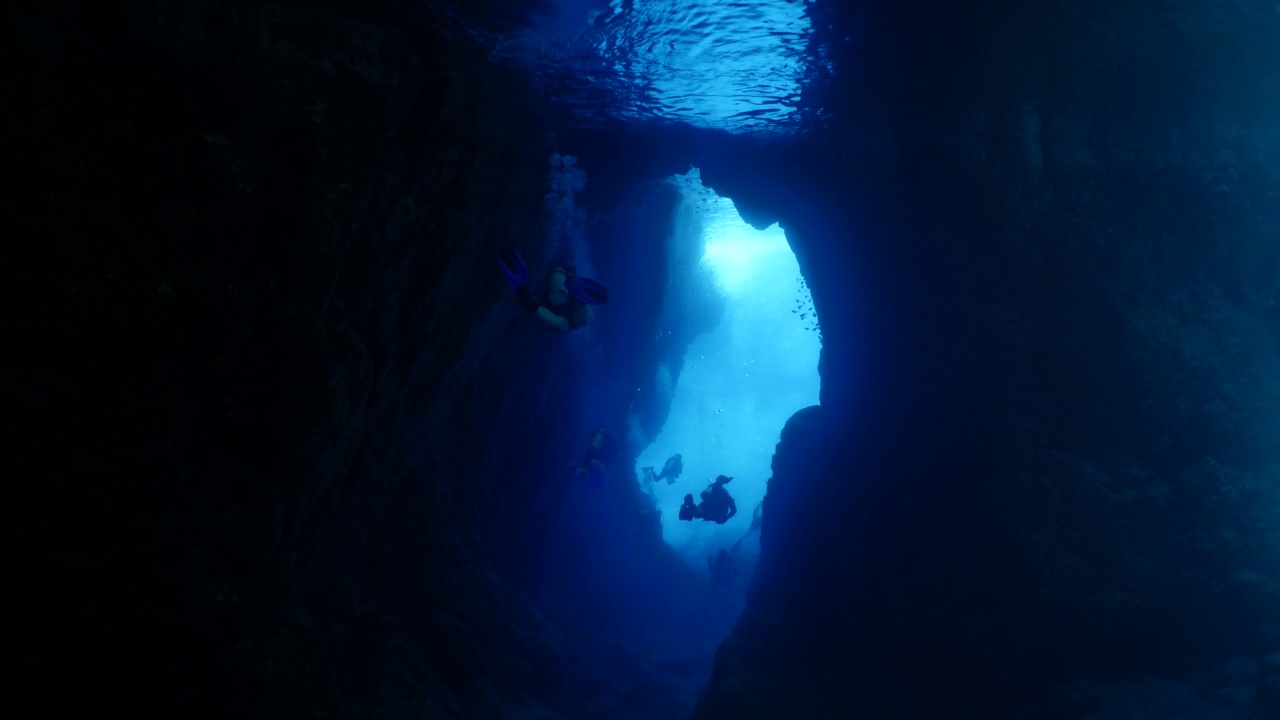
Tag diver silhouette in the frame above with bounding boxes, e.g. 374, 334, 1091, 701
698, 475, 738, 524
575, 427, 616, 486
708, 548, 736, 592
641, 453, 683, 485
677, 475, 738, 523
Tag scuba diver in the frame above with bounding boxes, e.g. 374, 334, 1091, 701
641, 453, 683, 485
730, 501, 764, 554
496, 248, 608, 331
702, 475, 738, 524
679, 475, 737, 524
708, 548, 736, 592
678, 493, 702, 521
575, 427, 617, 487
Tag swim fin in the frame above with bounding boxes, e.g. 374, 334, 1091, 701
566, 275, 609, 305
496, 248, 530, 290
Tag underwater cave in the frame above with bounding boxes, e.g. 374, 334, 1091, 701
635, 169, 820, 568
9, 0, 1280, 719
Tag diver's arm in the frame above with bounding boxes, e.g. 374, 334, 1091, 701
534, 306, 569, 332
724, 498, 737, 522
516, 286, 568, 332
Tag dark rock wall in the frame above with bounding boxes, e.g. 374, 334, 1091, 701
7, 1, 707, 717
693, 0, 1280, 717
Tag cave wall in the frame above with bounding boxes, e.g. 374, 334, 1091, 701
8, 1, 554, 714
692, 0, 1280, 717
7, 1, 706, 717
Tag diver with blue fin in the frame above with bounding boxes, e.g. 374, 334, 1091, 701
496, 248, 608, 331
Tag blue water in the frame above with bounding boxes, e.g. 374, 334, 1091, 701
637, 170, 820, 566
447, 0, 828, 134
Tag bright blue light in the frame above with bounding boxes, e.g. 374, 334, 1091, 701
703, 232, 790, 295
637, 170, 821, 568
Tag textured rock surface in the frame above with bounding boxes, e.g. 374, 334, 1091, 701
692, 0, 1280, 717
7, 1, 714, 717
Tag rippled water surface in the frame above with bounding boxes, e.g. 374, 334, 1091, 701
444, 0, 827, 134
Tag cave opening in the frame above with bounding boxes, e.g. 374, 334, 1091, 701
633, 168, 821, 574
